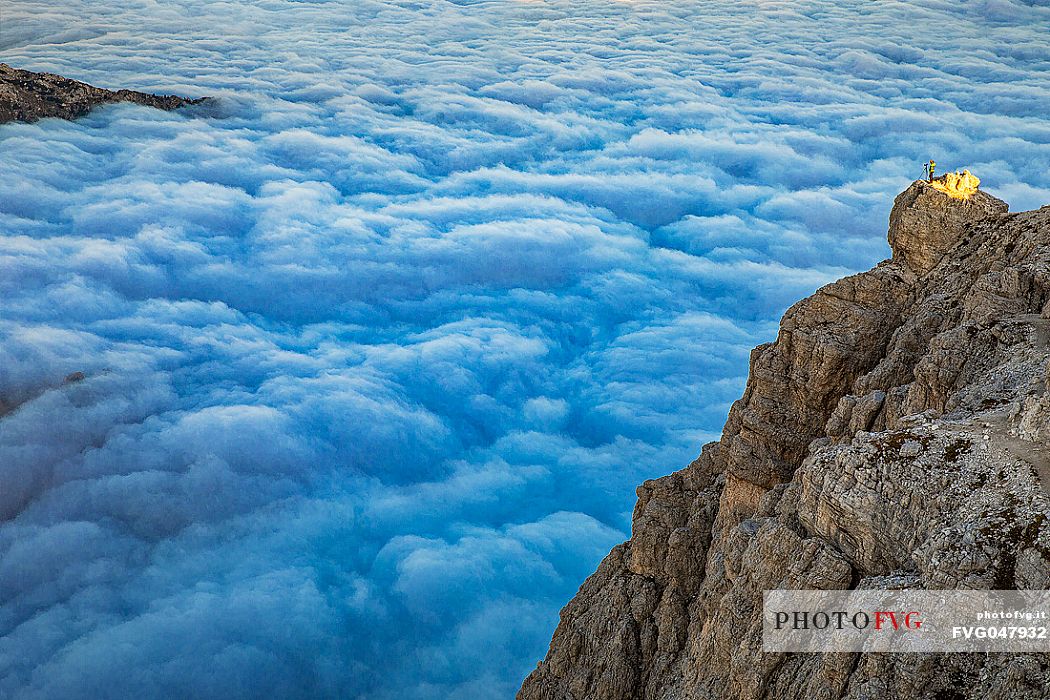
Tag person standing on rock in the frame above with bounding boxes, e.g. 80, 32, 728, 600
924, 159, 936, 182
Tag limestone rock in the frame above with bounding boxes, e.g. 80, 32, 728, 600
520, 186, 1050, 700
888, 179, 1008, 275
720, 260, 913, 495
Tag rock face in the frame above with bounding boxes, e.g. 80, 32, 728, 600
888, 179, 1008, 275
0, 63, 204, 124
520, 182, 1050, 700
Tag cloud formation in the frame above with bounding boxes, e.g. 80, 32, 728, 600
1, 0, 1050, 697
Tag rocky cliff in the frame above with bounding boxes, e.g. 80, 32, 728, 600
0, 63, 203, 124
520, 180, 1050, 700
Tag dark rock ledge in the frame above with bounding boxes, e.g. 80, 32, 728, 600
0, 62, 205, 124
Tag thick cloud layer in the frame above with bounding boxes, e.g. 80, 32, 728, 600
2, 0, 1049, 697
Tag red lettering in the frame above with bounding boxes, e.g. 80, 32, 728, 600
874, 611, 899, 631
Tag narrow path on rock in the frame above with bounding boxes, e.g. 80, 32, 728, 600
978, 314, 1050, 492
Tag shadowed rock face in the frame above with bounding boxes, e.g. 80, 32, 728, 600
0, 63, 204, 124
889, 180, 1009, 275
520, 182, 1050, 700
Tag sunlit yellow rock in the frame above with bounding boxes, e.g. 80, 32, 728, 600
929, 170, 980, 200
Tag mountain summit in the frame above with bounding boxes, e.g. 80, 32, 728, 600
889, 178, 1008, 274
520, 182, 1050, 700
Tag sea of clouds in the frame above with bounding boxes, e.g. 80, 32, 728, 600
1, 0, 1049, 697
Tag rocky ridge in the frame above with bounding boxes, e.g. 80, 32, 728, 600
0, 63, 203, 124
520, 180, 1050, 700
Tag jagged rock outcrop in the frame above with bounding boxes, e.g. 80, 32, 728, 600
520, 182, 1050, 700
889, 180, 1008, 275
0, 63, 203, 124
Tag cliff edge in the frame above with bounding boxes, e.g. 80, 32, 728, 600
520, 181, 1050, 699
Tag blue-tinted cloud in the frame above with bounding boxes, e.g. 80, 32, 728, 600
1, 0, 1049, 698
